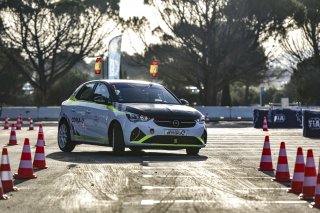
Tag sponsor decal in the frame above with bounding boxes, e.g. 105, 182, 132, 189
308, 117, 320, 130
274, 114, 285, 123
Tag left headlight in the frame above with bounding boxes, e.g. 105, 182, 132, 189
196, 115, 205, 124
126, 112, 150, 122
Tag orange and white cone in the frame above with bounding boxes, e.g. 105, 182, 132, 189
28, 118, 34, 130
262, 116, 268, 131
299, 149, 317, 200
272, 141, 290, 182
258, 135, 274, 171
33, 132, 48, 169
13, 138, 37, 179
0, 177, 8, 200
8, 124, 18, 146
19, 114, 23, 124
3, 116, 9, 130
287, 147, 305, 194
0, 148, 18, 192
16, 115, 22, 130
310, 158, 320, 208
38, 122, 46, 146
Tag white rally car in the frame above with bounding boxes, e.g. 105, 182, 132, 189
58, 80, 207, 155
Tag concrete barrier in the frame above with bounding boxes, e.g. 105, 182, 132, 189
0, 107, 38, 121
230, 106, 255, 120
0, 107, 60, 121
1, 106, 319, 121
194, 106, 231, 120
38, 107, 61, 120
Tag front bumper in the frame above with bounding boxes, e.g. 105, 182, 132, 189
122, 119, 207, 149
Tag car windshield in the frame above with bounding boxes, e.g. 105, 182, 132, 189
111, 83, 180, 104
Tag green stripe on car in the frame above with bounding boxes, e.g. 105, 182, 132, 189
74, 135, 106, 141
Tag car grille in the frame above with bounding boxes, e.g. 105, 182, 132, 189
153, 119, 196, 128
142, 136, 203, 145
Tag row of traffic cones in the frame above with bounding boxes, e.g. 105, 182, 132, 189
258, 135, 320, 208
0, 134, 48, 200
8, 122, 45, 146
4, 116, 35, 131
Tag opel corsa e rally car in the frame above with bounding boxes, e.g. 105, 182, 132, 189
58, 80, 207, 155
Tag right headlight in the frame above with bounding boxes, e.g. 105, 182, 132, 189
126, 112, 150, 122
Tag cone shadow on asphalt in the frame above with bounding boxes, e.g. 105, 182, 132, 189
13, 178, 30, 186
261, 170, 275, 177
47, 151, 208, 164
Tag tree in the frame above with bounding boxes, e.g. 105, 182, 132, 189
0, 50, 27, 106
0, 0, 120, 105
279, 0, 320, 104
134, 0, 292, 105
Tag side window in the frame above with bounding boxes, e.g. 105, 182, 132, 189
94, 83, 110, 99
76, 83, 95, 101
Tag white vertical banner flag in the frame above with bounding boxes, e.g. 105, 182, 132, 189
108, 35, 122, 79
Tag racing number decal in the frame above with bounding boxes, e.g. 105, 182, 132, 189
71, 117, 84, 123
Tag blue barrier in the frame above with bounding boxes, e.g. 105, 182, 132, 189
303, 110, 320, 137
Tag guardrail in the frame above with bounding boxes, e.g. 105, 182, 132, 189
0, 106, 319, 121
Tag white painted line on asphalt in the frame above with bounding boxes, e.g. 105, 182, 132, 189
140, 199, 307, 206
140, 167, 252, 170
142, 175, 271, 179
235, 187, 289, 192
262, 201, 308, 204
142, 186, 209, 190
141, 199, 215, 205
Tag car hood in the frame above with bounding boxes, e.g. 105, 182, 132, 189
122, 103, 202, 120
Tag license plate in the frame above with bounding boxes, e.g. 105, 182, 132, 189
164, 129, 188, 136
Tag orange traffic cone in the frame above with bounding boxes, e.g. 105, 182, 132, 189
38, 122, 46, 146
262, 116, 268, 131
310, 157, 320, 208
258, 135, 274, 171
299, 149, 316, 200
3, 116, 9, 130
0, 177, 8, 200
272, 142, 290, 182
28, 118, 34, 130
19, 114, 23, 124
13, 138, 37, 179
8, 124, 18, 146
287, 147, 305, 194
16, 115, 22, 130
33, 132, 48, 169
0, 148, 18, 192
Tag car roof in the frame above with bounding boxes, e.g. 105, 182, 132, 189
100, 79, 162, 86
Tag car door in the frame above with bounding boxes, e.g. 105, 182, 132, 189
72, 82, 96, 142
87, 82, 113, 144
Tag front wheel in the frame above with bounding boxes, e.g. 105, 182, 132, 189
112, 122, 125, 155
58, 120, 76, 152
186, 147, 200, 155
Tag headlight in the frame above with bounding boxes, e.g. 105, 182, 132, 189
126, 112, 150, 122
196, 115, 205, 124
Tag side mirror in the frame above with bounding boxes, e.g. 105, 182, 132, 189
94, 96, 112, 105
180, 99, 189, 106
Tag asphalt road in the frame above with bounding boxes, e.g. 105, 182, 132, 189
0, 121, 319, 213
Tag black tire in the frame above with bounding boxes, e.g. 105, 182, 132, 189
112, 122, 125, 155
58, 120, 76, 152
186, 147, 200, 155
